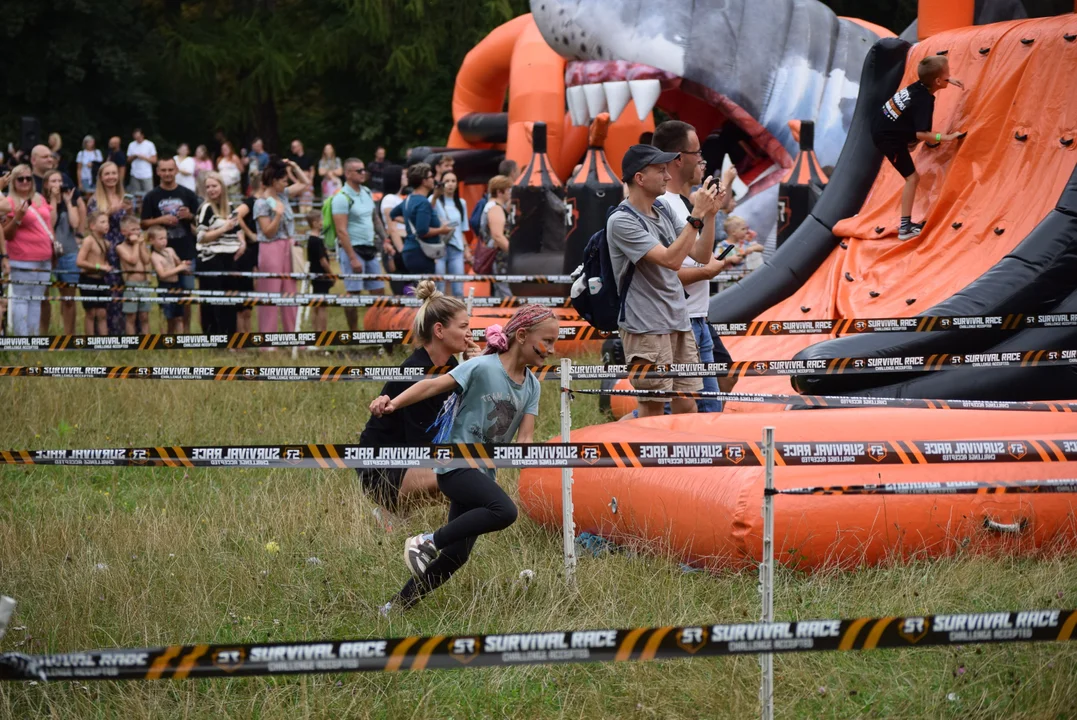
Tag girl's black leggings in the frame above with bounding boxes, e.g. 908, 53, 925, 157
394, 467, 518, 608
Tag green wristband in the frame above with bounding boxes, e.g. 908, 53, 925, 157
936, 133, 942, 142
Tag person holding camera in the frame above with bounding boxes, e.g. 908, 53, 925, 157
333, 157, 383, 333
87, 161, 134, 334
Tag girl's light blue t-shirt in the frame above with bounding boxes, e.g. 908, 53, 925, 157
440, 354, 540, 476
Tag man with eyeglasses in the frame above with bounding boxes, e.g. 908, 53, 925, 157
333, 157, 382, 332
653, 121, 739, 412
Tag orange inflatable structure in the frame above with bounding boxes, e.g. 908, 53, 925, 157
721, 15, 1077, 412
519, 15, 1077, 569
519, 409, 1077, 569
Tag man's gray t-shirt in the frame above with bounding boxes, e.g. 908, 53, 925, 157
607, 201, 689, 334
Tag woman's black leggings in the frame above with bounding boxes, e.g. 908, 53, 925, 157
394, 468, 518, 609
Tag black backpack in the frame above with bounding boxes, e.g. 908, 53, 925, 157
570, 201, 674, 332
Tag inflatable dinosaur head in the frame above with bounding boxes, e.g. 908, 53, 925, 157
531, 0, 884, 190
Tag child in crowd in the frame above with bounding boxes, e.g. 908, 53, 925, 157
369, 304, 560, 613
306, 210, 332, 333
75, 210, 113, 336
871, 55, 965, 240
116, 216, 152, 334
723, 216, 765, 271
148, 225, 191, 334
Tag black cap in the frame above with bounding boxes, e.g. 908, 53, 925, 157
620, 144, 680, 182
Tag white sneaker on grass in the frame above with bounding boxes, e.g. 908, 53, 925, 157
404, 535, 438, 577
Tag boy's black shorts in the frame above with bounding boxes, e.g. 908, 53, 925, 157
876, 139, 916, 179
356, 468, 406, 512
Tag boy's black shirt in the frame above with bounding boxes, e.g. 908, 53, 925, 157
872, 81, 935, 145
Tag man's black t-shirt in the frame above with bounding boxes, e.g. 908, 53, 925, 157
359, 348, 458, 448
140, 185, 201, 261
288, 153, 314, 173
873, 81, 935, 146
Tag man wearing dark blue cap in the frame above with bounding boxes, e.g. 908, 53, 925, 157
607, 144, 722, 417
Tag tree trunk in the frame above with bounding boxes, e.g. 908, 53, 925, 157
255, 95, 280, 154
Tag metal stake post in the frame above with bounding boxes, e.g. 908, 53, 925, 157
560, 358, 577, 583
760, 426, 775, 720
0, 596, 15, 641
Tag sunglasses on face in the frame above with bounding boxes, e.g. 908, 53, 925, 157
14, 176, 33, 183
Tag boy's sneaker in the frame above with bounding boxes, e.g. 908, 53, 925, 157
898, 222, 923, 241
404, 535, 438, 577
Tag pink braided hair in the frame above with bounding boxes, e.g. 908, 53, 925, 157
482, 304, 557, 354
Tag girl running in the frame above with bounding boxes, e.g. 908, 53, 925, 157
369, 304, 560, 612
358, 280, 479, 515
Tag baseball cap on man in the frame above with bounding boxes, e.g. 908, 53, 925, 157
621, 144, 680, 182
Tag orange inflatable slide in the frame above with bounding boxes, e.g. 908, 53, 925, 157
518, 16, 1077, 569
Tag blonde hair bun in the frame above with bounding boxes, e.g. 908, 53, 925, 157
415, 279, 442, 303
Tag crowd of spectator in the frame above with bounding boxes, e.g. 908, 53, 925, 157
0, 124, 758, 343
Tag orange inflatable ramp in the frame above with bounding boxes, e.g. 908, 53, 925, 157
519, 409, 1077, 569
719, 16, 1077, 410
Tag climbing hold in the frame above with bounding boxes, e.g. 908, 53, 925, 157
844, 272, 854, 282
951, 222, 963, 230
955, 132, 968, 139
1020, 38, 1035, 45
800, 306, 811, 313
1014, 132, 1029, 141
1062, 138, 1075, 147
994, 227, 1005, 236
979, 47, 990, 55
874, 226, 885, 234
1065, 33, 1076, 42
839, 241, 849, 249
926, 142, 941, 149
936, 50, 949, 56
906, 298, 917, 306
869, 291, 881, 298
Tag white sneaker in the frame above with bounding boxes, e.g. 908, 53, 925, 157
898, 224, 923, 241
404, 535, 438, 577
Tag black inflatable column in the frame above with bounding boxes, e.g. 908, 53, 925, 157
776, 120, 829, 249
509, 122, 570, 293
564, 125, 623, 274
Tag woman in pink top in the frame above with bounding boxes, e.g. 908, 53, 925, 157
1, 165, 54, 335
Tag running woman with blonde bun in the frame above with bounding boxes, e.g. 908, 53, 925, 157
369, 304, 560, 612
357, 279, 480, 516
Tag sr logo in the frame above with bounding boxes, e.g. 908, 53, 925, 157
754, 362, 769, 375
899, 617, 930, 644
868, 444, 888, 462
435, 447, 455, 464
340, 333, 350, 342
244, 368, 258, 376
1008, 442, 1027, 460
450, 637, 479, 664
284, 447, 304, 463
854, 320, 867, 331
163, 336, 174, 345
212, 648, 246, 672
654, 364, 668, 375
581, 445, 601, 464
137, 367, 148, 375
252, 335, 263, 344
725, 444, 745, 464
74, 338, 85, 346
950, 356, 962, 365
676, 626, 709, 654
853, 359, 865, 369
1048, 352, 1059, 360
940, 318, 951, 327
769, 322, 783, 334
131, 449, 149, 462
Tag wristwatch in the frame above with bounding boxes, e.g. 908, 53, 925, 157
686, 216, 704, 231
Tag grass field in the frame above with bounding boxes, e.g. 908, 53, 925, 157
1, 302, 1076, 718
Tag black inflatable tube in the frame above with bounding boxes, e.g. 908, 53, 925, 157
457, 113, 509, 145
408, 147, 505, 185
848, 286, 1077, 401
793, 161, 1077, 396
707, 37, 911, 324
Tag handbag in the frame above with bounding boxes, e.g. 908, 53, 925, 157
471, 239, 497, 275
403, 196, 446, 261
26, 203, 62, 257
355, 244, 379, 261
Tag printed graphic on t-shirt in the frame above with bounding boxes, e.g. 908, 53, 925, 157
470, 394, 519, 443
157, 197, 186, 240
882, 88, 912, 123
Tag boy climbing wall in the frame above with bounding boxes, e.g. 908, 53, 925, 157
872, 55, 966, 240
